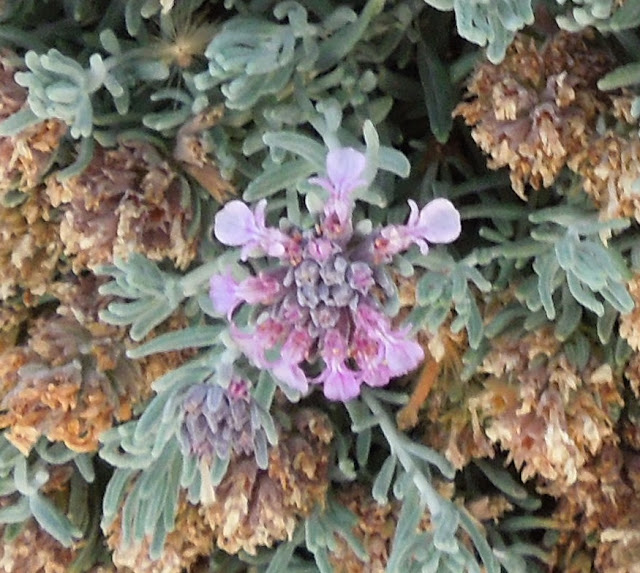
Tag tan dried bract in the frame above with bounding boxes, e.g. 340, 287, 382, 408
107, 494, 213, 573
548, 446, 640, 572
45, 141, 199, 272
473, 329, 622, 490
455, 32, 614, 199
620, 274, 640, 352
200, 408, 333, 555
569, 126, 640, 223
328, 485, 401, 573
0, 315, 144, 454
0, 194, 63, 301
174, 106, 236, 203
0, 54, 66, 199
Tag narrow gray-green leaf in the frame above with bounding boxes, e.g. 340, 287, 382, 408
127, 325, 224, 358
29, 493, 79, 547
243, 158, 316, 201
417, 39, 453, 143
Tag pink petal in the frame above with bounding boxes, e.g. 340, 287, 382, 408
209, 272, 241, 316
322, 369, 361, 401
237, 272, 282, 305
325, 147, 366, 197
383, 334, 424, 376
416, 198, 461, 244
272, 361, 309, 392
214, 201, 258, 246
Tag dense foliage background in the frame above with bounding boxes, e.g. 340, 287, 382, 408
1, 0, 640, 571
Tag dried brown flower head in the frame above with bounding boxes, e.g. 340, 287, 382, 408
45, 141, 199, 272
455, 32, 614, 199
0, 519, 77, 573
0, 300, 29, 353
0, 194, 63, 301
0, 315, 144, 454
406, 322, 494, 468
328, 485, 401, 573
620, 274, 640, 352
570, 128, 640, 223
107, 493, 214, 573
0, 54, 66, 199
472, 329, 623, 489
200, 408, 333, 555
548, 446, 640, 572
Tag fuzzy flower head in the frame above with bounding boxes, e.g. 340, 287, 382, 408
178, 379, 268, 464
454, 32, 614, 200
210, 148, 461, 401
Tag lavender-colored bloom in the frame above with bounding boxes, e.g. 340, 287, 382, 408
179, 379, 267, 464
315, 329, 361, 401
210, 147, 462, 401
210, 270, 284, 317
214, 199, 295, 260
309, 147, 367, 240
309, 147, 366, 201
374, 198, 461, 262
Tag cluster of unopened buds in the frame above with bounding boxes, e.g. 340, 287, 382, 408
209, 148, 461, 401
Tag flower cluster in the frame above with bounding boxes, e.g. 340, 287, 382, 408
200, 408, 333, 555
45, 141, 199, 272
178, 379, 268, 464
454, 32, 614, 199
209, 148, 461, 401
0, 314, 143, 454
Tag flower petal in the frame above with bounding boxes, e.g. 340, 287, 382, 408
383, 335, 424, 376
214, 200, 257, 246
325, 147, 366, 197
417, 198, 461, 243
209, 272, 241, 317
272, 361, 309, 392
322, 369, 361, 401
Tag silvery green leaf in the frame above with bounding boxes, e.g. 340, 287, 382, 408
566, 271, 605, 316
126, 325, 225, 358
564, 331, 591, 370
533, 253, 560, 319
387, 485, 423, 570
0, 498, 30, 524
597, 302, 619, 343
315, 0, 385, 71
600, 280, 634, 313
554, 283, 582, 340
243, 158, 316, 201
263, 131, 327, 167
417, 38, 453, 143
29, 493, 81, 547
0, 107, 41, 136
372, 454, 397, 504
355, 428, 371, 468
446, 0, 533, 63
458, 509, 501, 573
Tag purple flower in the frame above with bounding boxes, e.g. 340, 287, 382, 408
374, 198, 461, 262
210, 270, 284, 317
209, 147, 461, 401
310, 147, 367, 202
209, 271, 242, 317
179, 379, 267, 463
315, 329, 361, 401
309, 147, 367, 240
271, 328, 313, 392
214, 199, 295, 260
354, 304, 424, 379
